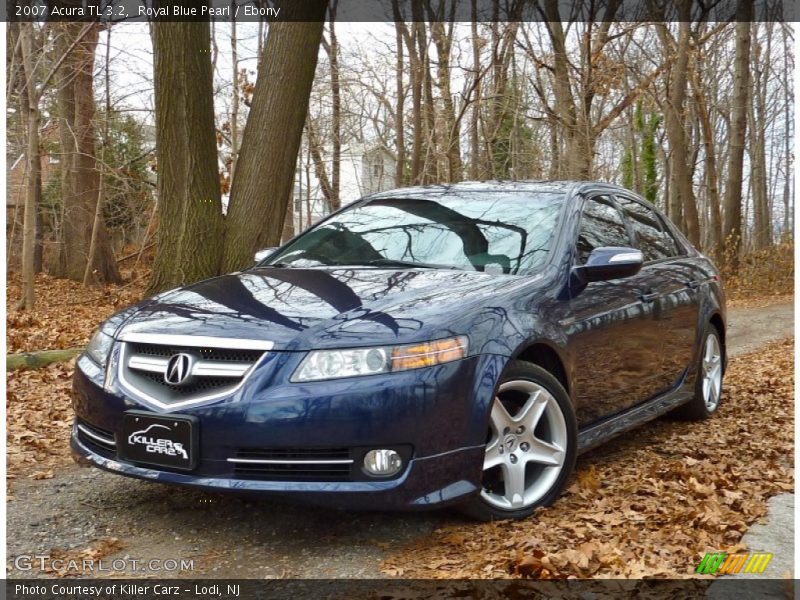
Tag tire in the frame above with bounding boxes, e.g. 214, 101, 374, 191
459, 361, 577, 521
670, 323, 724, 421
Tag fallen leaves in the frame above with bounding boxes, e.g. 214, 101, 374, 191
6, 272, 145, 354
577, 465, 602, 491
381, 338, 794, 579
7, 359, 77, 481
44, 538, 125, 577
6, 272, 146, 483
722, 241, 794, 306
5, 270, 793, 580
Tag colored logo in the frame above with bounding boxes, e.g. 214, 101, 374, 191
696, 552, 773, 575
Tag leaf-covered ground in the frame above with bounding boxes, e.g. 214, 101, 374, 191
6, 272, 145, 354
7, 359, 75, 484
6, 272, 145, 483
381, 338, 794, 579
4, 273, 794, 578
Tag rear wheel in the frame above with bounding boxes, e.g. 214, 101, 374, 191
671, 323, 724, 420
460, 361, 577, 521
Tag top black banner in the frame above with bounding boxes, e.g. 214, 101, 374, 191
3, 0, 791, 23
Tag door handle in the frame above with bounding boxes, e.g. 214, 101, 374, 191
639, 292, 659, 303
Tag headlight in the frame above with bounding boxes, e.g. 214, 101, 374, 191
86, 328, 114, 367
292, 336, 468, 382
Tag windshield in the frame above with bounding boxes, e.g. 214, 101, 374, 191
265, 192, 565, 275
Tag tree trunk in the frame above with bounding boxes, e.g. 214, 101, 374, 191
469, 4, 481, 180
782, 25, 792, 236
58, 23, 120, 283
17, 23, 39, 310
282, 181, 295, 244
7, 347, 83, 371
84, 25, 117, 285
749, 23, 771, 249
222, 9, 326, 272
394, 22, 406, 186
543, 5, 586, 179
408, 36, 423, 185
148, 20, 224, 294
327, 3, 341, 210
483, 20, 520, 178
415, 16, 438, 184
431, 19, 462, 182
230, 7, 240, 178
722, 7, 752, 268
305, 118, 334, 209
53, 25, 77, 278
33, 174, 43, 274
691, 61, 722, 256
393, 4, 423, 185
659, 17, 699, 245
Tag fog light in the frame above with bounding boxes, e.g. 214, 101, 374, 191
363, 449, 403, 477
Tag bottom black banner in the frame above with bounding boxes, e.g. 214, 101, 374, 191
4, 578, 796, 600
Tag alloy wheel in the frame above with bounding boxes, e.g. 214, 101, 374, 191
480, 380, 568, 510
701, 334, 722, 412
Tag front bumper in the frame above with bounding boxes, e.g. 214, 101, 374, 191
71, 431, 484, 510
71, 351, 505, 510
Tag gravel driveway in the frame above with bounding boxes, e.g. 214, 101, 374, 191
6, 302, 793, 579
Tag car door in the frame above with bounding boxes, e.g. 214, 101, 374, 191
562, 194, 662, 428
614, 194, 700, 392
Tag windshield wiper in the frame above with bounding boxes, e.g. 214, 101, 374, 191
360, 258, 460, 270
263, 259, 460, 270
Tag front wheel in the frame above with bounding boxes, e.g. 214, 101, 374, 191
460, 361, 577, 521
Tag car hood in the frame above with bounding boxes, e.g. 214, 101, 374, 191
118, 267, 536, 351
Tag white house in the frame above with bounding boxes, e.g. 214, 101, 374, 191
292, 142, 396, 231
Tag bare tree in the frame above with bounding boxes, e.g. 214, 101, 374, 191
748, 22, 773, 249
229, 1, 240, 178
56, 22, 121, 284
394, 21, 407, 185
722, 3, 753, 266
321, 0, 342, 210
658, 14, 700, 245
16, 22, 40, 309
222, 7, 327, 271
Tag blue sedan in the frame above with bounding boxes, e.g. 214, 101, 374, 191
72, 181, 725, 520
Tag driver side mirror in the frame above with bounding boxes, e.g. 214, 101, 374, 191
254, 247, 278, 264
572, 246, 643, 284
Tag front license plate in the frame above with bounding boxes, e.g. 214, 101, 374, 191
118, 411, 198, 471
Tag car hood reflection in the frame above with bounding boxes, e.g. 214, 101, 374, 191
118, 267, 522, 350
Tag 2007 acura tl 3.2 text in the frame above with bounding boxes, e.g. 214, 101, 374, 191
72, 181, 725, 520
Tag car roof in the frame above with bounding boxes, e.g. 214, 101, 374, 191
366, 180, 623, 200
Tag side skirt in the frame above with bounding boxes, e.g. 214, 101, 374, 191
576, 383, 694, 454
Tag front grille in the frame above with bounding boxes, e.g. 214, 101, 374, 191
76, 419, 116, 455
230, 447, 354, 481
233, 463, 353, 481
131, 343, 263, 363
137, 371, 235, 395
119, 340, 267, 405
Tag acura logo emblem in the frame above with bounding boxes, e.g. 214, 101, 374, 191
164, 353, 194, 386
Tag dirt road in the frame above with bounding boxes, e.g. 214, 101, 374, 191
6, 302, 793, 579
725, 301, 793, 358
